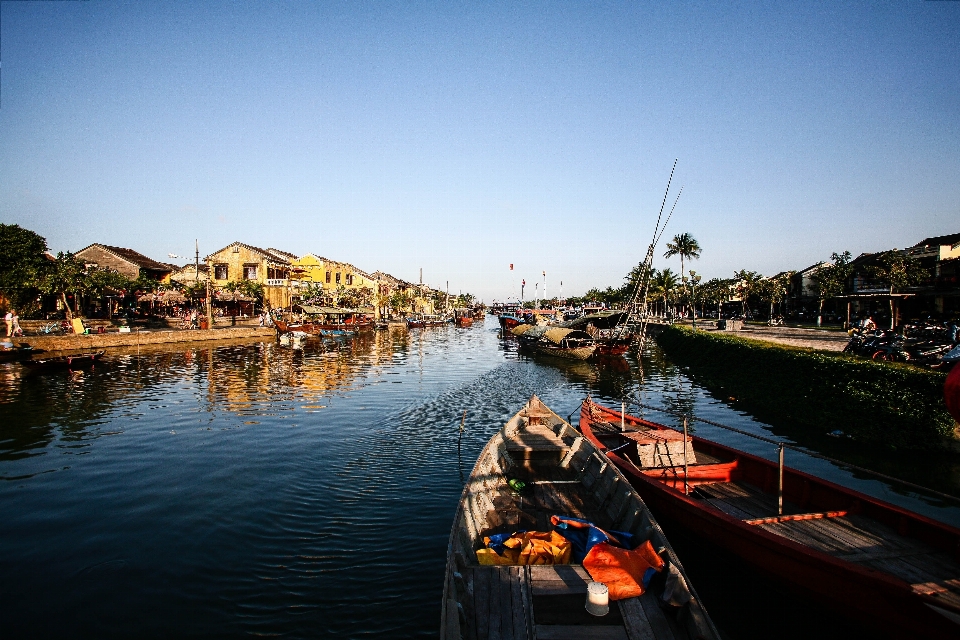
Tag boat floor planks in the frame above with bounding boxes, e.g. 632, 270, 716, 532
580, 398, 960, 639
441, 396, 719, 640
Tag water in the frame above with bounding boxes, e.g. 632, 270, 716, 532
1, 317, 957, 639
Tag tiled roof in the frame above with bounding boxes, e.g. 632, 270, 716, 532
206, 242, 298, 263
78, 244, 173, 273
912, 233, 960, 248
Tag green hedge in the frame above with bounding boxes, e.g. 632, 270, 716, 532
654, 326, 954, 450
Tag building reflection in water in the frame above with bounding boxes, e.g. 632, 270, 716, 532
0, 329, 418, 468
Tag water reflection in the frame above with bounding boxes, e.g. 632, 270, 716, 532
0, 318, 957, 640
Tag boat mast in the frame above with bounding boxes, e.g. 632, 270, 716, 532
615, 160, 682, 347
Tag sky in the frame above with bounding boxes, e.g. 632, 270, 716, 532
1, 1, 958, 302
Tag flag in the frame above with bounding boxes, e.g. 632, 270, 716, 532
522, 279, 525, 286
510, 264, 513, 270
542, 271, 546, 277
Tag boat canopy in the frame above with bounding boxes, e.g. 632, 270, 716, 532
543, 328, 593, 344
300, 305, 371, 315
510, 324, 535, 336
561, 311, 627, 330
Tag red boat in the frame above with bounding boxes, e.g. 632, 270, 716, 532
274, 307, 373, 335
578, 398, 960, 639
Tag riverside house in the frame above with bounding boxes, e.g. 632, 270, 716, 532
205, 242, 298, 310
75, 244, 174, 281
290, 254, 376, 299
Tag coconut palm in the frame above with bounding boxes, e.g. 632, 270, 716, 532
664, 233, 701, 285
664, 233, 701, 315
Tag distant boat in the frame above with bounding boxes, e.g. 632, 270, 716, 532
578, 398, 960, 640
453, 309, 474, 327
511, 325, 597, 360
22, 350, 105, 371
441, 395, 718, 640
274, 306, 373, 335
0, 343, 38, 363
406, 314, 447, 329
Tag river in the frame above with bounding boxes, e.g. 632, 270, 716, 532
1, 317, 957, 638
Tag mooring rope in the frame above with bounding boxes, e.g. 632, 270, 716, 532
600, 399, 960, 506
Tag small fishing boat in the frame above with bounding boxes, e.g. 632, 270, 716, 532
453, 309, 474, 327
511, 325, 598, 361
498, 313, 525, 332
406, 313, 447, 328
22, 350, 105, 371
441, 395, 718, 640
561, 311, 633, 357
0, 342, 37, 362
578, 398, 960, 639
274, 306, 373, 336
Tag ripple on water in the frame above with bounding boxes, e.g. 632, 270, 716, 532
1, 320, 958, 639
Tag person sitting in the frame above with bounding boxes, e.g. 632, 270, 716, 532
862, 316, 877, 332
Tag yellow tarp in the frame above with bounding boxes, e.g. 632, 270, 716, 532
476, 531, 572, 566
510, 324, 535, 336
543, 327, 575, 344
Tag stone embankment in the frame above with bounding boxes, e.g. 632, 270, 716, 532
16, 327, 275, 354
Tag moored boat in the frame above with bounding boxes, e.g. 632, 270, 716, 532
22, 350, 105, 371
511, 325, 597, 360
274, 306, 373, 336
406, 313, 447, 328
578, 398, 960, 639
454, 310, 474, 327
441, 395, 718, 640
0, 342, 38, 362
498, 313, 525, 332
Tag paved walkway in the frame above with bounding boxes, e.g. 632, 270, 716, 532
707, 324, 850, 352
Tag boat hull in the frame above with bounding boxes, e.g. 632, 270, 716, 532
579, 400, 960, 639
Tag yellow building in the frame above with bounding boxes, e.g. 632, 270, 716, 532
205, 242, 298, 309
291, 254, 374, 290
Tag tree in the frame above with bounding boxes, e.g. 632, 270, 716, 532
663, 233, 701, 313
0, 224, 49, 312
867, 250, 929, 330
699, 278, 733, 317
649, 268, 679, 317
39, 252, 87, 320
809, 251, 852, 327
688, 270, 702, 322
733, 270, 763, 317
86, 268, 131, 318
758, 271, 795, 321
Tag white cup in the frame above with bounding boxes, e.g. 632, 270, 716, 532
585, 581, 609, 616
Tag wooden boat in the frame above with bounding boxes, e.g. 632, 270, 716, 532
511, 325, 597, 361
578, 398, 960, 639
22, 350, 105, 371
562, 311, 633, 357
498, 313, 525, 332
0, 343, 37, 362
454, 309, 474, 327
441, 395, 718, 640
406, 313, 447, 328
274, 306, 373, 336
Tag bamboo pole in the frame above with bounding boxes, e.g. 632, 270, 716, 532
683, 415, 689, 495
778, 443, 785, 516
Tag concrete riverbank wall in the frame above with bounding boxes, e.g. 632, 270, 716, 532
15, 327, 275, 354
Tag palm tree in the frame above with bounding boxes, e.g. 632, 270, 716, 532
664, 233, 701, 316
649, 268, 679, 317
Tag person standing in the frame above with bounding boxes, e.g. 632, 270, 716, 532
4, 310, 12, 337
11, 311, 22, 337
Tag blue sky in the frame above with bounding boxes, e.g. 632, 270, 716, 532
2, 1, 958, 301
